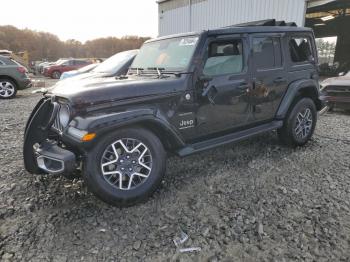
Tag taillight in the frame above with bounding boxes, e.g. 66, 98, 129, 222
17, 67, 26, 74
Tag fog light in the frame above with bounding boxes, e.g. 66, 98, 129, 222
82, 133, 96, 142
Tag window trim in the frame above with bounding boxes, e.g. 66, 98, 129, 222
201, 36, 247, 77
288, 35, 314, 65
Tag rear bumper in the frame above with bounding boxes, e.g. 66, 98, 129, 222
17, 78, 32, 90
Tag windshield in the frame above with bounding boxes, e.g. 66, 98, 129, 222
93, 50, 138, 74
131, 36, 199, 72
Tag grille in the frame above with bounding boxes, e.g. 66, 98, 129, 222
51, 104, 64, 133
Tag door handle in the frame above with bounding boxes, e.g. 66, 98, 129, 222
274, 77, 287, 84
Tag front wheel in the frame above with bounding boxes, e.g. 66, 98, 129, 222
278, 97, 317, 147
83, 127, 166, 207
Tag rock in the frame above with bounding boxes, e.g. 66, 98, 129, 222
257, 223, 264, 238
133, 241, 142, 250
2, 253, 14, 261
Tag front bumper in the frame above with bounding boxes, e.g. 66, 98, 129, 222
319, 94, 350, 110
35, 141, 76, 175
23, 98, 78, 175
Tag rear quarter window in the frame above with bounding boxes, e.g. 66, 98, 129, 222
289, 37, 313, 63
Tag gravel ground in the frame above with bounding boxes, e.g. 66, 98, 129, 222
1, 80, 350, 261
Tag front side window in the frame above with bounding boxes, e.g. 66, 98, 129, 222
289, 37, 313, 63
131, 36, 199, 71
203, 39, 243, 76
253, 37, 282, 69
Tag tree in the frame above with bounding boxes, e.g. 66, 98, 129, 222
0, 25, 150, 61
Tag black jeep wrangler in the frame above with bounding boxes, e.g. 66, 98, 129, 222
24, 20, 323, 206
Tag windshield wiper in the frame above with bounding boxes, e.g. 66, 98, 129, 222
147, 67, 165, 78
129, 67, 144, 76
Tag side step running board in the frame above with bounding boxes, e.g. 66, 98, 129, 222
177, 121, 283, 157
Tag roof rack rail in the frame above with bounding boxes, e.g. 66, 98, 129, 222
224, 19, 297, 28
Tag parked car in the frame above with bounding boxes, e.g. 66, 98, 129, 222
320, 71, 350, 111
60, 63, 98, 80
24, 20, 324, 206
58, 50, 138, 83
44, 59, 91, 79
0, 55, 31, 99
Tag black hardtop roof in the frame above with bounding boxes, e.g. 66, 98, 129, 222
147, 26, 313, 43
208, 25, 312, 36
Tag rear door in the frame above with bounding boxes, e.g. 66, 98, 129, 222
249, 33, 287, 123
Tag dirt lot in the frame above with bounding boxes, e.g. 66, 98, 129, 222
1, 79, 350, 261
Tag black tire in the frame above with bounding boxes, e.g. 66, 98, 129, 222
51, 71, 61, 79
0, 78, 17, 99
83, 127, 166, 207
277, 97, 317, 147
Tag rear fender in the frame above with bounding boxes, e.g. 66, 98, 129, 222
276, 79, 322, 119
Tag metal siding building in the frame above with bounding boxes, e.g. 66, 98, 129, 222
158, 0, 308, 36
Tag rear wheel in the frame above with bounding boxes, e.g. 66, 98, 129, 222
83, 127, 166, 207
278, 97, 317, 147
0, 79, 17, 99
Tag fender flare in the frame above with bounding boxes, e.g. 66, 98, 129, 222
276, 79, 321, 119
66, 108, 185, 150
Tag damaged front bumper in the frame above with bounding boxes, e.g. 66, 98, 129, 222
35, 141, 76, 175
23, 97, 79, 175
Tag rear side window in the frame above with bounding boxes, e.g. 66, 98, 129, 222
203, 39, 243, 76
289, 37, 313, 63
253, 37, 282, 69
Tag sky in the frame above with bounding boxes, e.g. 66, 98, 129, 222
0, 0, 158, 42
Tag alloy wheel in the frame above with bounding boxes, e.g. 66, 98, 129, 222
100, 138, 153, 190
0, 81, 15, 98
294, 108, 313, 140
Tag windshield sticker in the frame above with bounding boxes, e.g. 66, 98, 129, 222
179, 37, 198, 46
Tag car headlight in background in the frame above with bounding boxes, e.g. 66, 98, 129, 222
58, 104, 70, 128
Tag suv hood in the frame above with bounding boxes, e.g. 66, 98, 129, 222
49, 75, 186, 107
322, 75, 350, 87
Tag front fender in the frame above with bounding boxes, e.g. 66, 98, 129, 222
64, 108, 185, 150
276, 79, 321, 119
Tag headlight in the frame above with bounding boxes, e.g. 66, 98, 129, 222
58, 104, 70, 128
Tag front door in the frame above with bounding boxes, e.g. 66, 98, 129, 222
195, 35, 252, 137
248, 34, 287, 123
